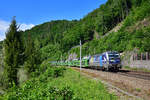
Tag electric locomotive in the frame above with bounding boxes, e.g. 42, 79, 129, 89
89, 51, 121, 71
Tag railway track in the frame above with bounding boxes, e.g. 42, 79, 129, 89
117, 70, 150, 81
79, 66, 150, 81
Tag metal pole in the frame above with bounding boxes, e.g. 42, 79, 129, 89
80, 40, 82, 71
61, 53, 63, 66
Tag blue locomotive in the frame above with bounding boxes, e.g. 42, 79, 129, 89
89, 51, 121, 71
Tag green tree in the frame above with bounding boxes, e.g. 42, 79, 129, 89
3, 17, 24, 87
24, 33, 41, 73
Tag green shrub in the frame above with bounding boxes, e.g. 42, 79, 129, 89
39, 60, 51, 73
53, 67, 66, 78
49, 86, 74, 100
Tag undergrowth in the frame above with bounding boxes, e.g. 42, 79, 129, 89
0, 66, 117, 100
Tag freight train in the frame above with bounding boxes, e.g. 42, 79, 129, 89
51, 51, 122, 71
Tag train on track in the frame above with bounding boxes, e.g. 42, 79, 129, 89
51, 51, 122, 71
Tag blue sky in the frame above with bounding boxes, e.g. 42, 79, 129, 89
0, 0, 107, 41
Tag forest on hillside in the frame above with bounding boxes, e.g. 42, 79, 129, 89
0, 0, 149, 62
20, 0, 150, 61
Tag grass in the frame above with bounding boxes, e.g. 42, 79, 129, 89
123, 66, 150, 72
0, 67, 117, 100
48, 68, 117, 100
135, 88, 141, 92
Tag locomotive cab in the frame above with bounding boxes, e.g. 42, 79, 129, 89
105, 51, 122, 71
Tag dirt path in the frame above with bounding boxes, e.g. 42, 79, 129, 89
72, 67, 150, 100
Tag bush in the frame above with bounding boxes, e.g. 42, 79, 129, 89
39, 60, 50, 73
49, 86, 74, 100
53, 67, 66, 78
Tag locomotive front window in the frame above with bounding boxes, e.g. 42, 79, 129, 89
108, 53, 119, 58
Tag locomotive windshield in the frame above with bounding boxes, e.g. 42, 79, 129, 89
108, 53, 120, 58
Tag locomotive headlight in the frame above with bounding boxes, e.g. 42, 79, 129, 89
110, 60, 115, 63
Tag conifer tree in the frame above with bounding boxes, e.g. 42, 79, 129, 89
3, 17, 24, 87
24, 33, 41, 73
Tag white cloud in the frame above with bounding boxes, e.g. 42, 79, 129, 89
0, 20, 9, 41
0, 20, 10, 32
0, 33, 5, 41
0, 19, 34, 41
19, 23, 35, 31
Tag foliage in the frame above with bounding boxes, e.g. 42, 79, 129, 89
3, 18, 24, 88
23, 20, 77, 47
40, 44, 61, 61
0, 67, 117, 100
68, 0, 150, 57
24, 33, 41, 73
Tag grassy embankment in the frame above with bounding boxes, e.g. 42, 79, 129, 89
0, 66, 117, 100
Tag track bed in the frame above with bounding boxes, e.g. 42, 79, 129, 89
72, 67, 150, 100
